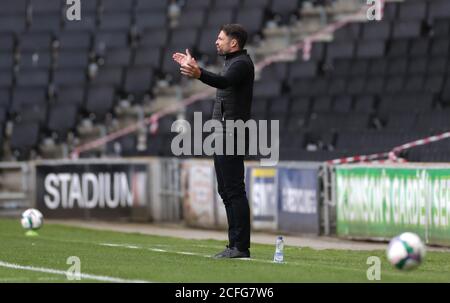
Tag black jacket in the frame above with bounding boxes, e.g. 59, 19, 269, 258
199, 49, 255, 123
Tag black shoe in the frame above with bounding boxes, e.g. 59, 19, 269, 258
213, 246, 250, 259
229, 247, 250, 259
213, 246, 232, 259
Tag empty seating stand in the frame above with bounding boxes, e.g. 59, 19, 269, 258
0, 0, 448, 162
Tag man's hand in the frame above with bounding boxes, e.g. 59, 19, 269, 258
172, 49, 194, 66
172, 49, 201, 79
180, 61, 201, 79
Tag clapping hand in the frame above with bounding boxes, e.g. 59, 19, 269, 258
172, 49, 201, 79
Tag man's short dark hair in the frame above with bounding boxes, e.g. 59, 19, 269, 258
220, 24, 248, 49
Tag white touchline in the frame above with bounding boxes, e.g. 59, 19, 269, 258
0, 260, 152, 283
99, 243, 409, 274
100, 243, 272, 264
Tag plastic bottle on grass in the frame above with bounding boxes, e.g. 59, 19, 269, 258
273, 236, 284, 263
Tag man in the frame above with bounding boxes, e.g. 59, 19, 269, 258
172, 24, 254, 258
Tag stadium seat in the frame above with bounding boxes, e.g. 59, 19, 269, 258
99, 13, 131, 31
326, 41, 355, 61
139, 28, 168, 47
392, 20, 423, 39
135, 0, 168, 11
0, 89, 11, 109
288, 60, 319, 79
53, 68, 86, 86
346, 77, 366, 95
349, 59, 369, 76
183, 0, 213, 10
268, 96, 290, 116
56, 51, 89, 69
19, 51, 51, 69
47, 104, 78, 140
135, 12, 167, 31
102, 0, 133, 13
55, 86, 85, 108
333, 96, 353, 113
362, 21, 391, 40
235, 8, 265, 37
334, 23, 362, 41
383, 2, 398, 21
308, 42, 327, 62
398, 1, 427, 21
428, 0, 450, 21
29, 0, 61, 14
94, 31, 129, 54
0, 34, 14, 52
198, 28, 221, 61
356, 40, 386, 59
312, 96, 332, 113
63, 14, 97, 31
409, 38, 429, 58
0, 52, 14, 69
387, 58, 408, 75
169, 28, 199, 49
85, 86, 116, 119
213, 0, 241, 9
427, 56, 447, 74
0, 0, 27, 15
353, 95, 375, 113
10, 122, 40, 159
260, 62, 289, 82
16, 69, 49, 87
123, 67, 154, 96
433, 18, 450, 37
328, 78, 347, 95
19, 33, 52, 51
90, 67, 123, 87
206, 9, 235, 27
57, 31, 92, 50
10, 88, 47, 114
133, 48, 162, 69
178, 9, 207, 28
270, 0, 300, 24
16, 104, 47, 126
368, 59, 388, 76
106, 135, 138, 157
28, 14, 61, 33
103, 48, 132, 67
384, 113, 417, 130
290, 98, 310, 113
415, 111, 450, 131
253, 81, 282, 99
430, 38, 449, 56
0, 70, 13, 87
0, 16, 26, 33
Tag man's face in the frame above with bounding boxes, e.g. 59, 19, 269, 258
215, 30, 235, 55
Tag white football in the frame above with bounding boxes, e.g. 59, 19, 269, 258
21, 208, 44, 230
387, 232, 426, 270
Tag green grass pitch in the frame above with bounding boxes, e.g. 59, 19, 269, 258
0, 218, 449, 283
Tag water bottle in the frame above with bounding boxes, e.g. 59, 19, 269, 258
273, 236, 284, 263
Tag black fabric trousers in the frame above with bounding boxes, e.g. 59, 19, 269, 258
213, 153, 251, 251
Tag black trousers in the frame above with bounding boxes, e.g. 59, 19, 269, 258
213, 153, 251, 251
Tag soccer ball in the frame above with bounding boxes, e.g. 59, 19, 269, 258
21, 208, 44, 230
387, 232, 426, 270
